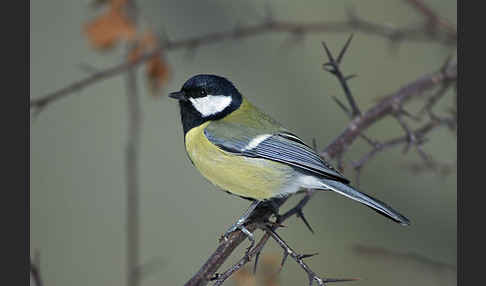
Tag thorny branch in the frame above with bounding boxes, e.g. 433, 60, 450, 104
210, 193, 357, 286
322, 34, 361, 117
323, 55, 456, 184
30, 7, 456, 114
351, 119, 453, 185
321, 35, 379, 150
321, 62, 456, 160
210, 192, 316, 286
262, 225, 359, 286
319, 33, 455, 185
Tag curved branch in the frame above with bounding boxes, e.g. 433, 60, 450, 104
321, 62, 457, 159
30, 14, 456, 113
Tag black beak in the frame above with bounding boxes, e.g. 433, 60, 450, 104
169, 91, 187, 101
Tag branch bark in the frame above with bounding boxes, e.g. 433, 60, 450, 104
403, 0, 457, 37
321, 62, 457, 159
124, 2, 142, 286
30, 13, 456, 114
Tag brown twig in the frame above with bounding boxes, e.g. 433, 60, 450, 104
419, 81, 453, 120
322, 62, 457, 159
185, 223, 261, 286
261, 225, 359, 286
321, 35, 379, 149
322, 34, 361, 117
211, 192, 316, 286
403, 0, 457, 37
125, 52, 142, 286
351, 119, 453, 184
124, 2, 142, 286
345, 58, 456, 184
212, 230, 271, 286
30, 10, 456, 114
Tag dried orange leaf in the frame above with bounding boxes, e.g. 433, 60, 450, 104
146, 54, 171, 93
83, 7, 136, 50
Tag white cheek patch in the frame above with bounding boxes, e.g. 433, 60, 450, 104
189, 95, 232, 117
242, 134, 272, 151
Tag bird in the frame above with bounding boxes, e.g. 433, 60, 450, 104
169, 74, 409, 238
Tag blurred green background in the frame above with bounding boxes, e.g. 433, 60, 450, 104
30, 1, 456, 285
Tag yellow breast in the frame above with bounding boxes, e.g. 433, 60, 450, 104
184, 122, 293, 200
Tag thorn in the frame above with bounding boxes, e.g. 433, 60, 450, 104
299, 252, 319, 260
336, 34, 354, 64
323, 277, 360, 283
267, 221, 287, 228
297, 209, 314, 234
344, 74, 358, 81
331, 96, 351, 115
321, 41, 336, 65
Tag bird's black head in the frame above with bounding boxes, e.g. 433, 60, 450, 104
169, 74, 243, 134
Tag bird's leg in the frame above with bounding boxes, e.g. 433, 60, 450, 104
267, 199, 282, 222
221, 200, 260, 243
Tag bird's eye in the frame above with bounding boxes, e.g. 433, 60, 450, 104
200, 89, 207, 96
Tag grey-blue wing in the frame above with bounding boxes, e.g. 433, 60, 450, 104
204, 125, 349, 184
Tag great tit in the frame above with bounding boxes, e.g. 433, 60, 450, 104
169, 74, 409, 235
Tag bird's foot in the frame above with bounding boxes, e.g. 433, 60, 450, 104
219, 216, 254, 242
219, 200, 261, 245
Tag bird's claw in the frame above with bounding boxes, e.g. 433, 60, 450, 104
219, 223, 254, 243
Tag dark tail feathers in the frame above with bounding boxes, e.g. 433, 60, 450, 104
320, 179, 410, 226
